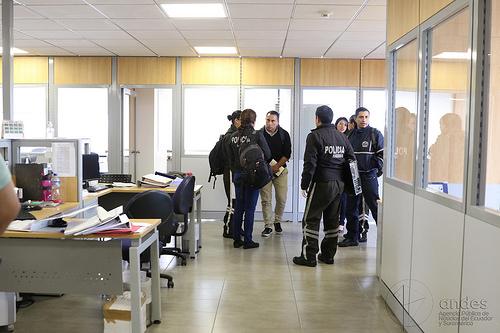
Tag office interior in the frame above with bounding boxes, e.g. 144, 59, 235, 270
0, 0, 499, 332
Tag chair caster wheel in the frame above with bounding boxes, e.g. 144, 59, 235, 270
167, 281, 174, 288
153, 320, 161, 325
181, 259, 187, 266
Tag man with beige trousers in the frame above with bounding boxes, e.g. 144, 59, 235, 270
260, 111, 292, 237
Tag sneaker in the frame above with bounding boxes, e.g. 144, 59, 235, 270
261, 227, 273, 237
293, 256, 317, 267
274, 223, 283, 234
318, 253, 334, 265
338, 238, 359, 247
359, 230, 367, 243
233, 240, 244, 248
243, 241, 260, 249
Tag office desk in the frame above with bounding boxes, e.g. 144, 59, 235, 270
29, 202, 80, 220
0, 219, 162, 333
84, 185, 203, 259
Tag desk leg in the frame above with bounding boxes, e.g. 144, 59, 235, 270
129, 243, 142, 333
189, 208, 197, 259
197, 194, 202, 249
149, 233, 161, 324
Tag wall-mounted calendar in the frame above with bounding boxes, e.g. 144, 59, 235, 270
2, 120, 24, 139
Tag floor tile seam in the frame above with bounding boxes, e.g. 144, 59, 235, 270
282, 227, 303, 329
210, 278, 226, 333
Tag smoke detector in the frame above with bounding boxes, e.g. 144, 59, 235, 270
319, 11, 332, 18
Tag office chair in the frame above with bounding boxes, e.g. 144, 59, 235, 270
122, 190, 177, 288
167, 175, 196, 264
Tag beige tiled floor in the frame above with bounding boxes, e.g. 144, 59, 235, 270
13, 221, 403, 333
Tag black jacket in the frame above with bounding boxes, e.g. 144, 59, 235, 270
261, 126, 292, 167
226, 126, 271, 172
301, 123, 356, 190
222, 124, 238, 167
348, 126, 384, 175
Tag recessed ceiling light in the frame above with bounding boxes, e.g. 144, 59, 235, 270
0, 47, 28, 55
195, 46, 237, 55
161, 4, 226, 18
433, 51, 470, 60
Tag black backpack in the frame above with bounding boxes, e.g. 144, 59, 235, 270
239, 135, 272, 189
208, 134, 226, 188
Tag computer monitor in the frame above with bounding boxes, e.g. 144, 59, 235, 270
82, 153, 100, 181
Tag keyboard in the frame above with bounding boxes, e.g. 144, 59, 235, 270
87, 184, 109, 193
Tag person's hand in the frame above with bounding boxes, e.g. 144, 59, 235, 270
271, 164, 280, 174
301, 189, 308, 198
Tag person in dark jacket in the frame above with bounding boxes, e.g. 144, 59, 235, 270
339, 107, 384, 247
226, 109, 271, 249
293, 105, 355, 267
334, 117, 349, 236
221, 110, 241, 238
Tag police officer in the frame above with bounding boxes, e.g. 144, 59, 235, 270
293, 105, 355, 267
339, 107, 384, 247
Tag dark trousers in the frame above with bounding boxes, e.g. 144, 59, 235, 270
345, 172, 380, 240
233, 171, 260, 244
301, 180, 343, 261
339, 192, 347, 226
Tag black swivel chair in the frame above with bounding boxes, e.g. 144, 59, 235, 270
163, 175, 196, 264
122, 190, 177, 288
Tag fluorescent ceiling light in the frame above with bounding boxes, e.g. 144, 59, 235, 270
161, 4, 226, 18
195, 46, 237, 55
0, 47, 28, 55
433, 51, 470, 60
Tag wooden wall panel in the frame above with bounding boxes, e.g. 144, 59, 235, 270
420, 0, 454, 23
0, 57, 48, 84
430, 61, 468, 91
300, 59, 360, 87
182, 57, 240, 85
118, 57, 176, 85
54, 57, 111, 85
241, 58, 294, 86
387, 0, 419, 45
361, 59, 386, 88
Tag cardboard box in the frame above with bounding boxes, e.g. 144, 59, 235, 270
103, 291, 146, 333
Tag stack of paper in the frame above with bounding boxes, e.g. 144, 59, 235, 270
64, 206, 131, 236
139, 174, 172, 188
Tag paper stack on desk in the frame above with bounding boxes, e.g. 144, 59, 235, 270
64, 206, 130, 236
138, 173, 172, 187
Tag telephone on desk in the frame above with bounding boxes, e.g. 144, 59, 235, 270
87, 184, 109, 193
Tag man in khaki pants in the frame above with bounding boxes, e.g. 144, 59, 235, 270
260, 111, 291, 237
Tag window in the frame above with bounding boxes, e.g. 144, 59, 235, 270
243, 88, 292, 133
390, 39, 418, 184
484, 1, 500, 211
362, 89, 386, 137
0, 86, 47, 138
156, 89, 173, 153
424, 8, 470, 200
57, 87, 109, 171
183, 86, 239, 155
302, 89, 357, 120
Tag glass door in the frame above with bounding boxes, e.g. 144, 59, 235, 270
122, 88, 137, 181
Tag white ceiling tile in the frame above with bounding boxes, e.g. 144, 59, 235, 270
171, 19, 230, 30
45, 39, 96, 47
78, 30, 132, 40
113, 18, 175, 30
294, 5, 359, 20
341, 30, 385, 41
235, 30, 286, 40
369, 0, 386, 6
290, 19, 350, 31
181, 30, 233, 40
15, 1, 83, 4
296, 0, 364, 4
27, 5, 105, 19
94, 5, 164, 19
88, 0, 155, 3
14, 19, 65, 30
365, 42, 386, 58
55, 19, 119, 31
111, 47, 155, 56
14, 39, 51, 47
68, 47, 114, 56
129, 30, 183, 39
287, 30, 340, 40
152, 46, 196, 57
156, 0, 224, 3
141, 39, 188, 47
332, 39, 381, 49
325, 50, 362, 58
348, 19, 385, 32
232, 19, 289, 31
238, 39, 283, 48
228, 0, 292, 3
285, 39, 331, 48
21, 47, 73, 55
228, 4, 293, 19
283, 47, 324, 58
14, 5, 44, 19
357, 5, 386, 20
20, 30, 82, 39
13, 31, 33, 40
93, 39, 140, 47
239, 48, 282, 57
188, 39, 235, 47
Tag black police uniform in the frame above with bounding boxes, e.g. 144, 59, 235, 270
300, 123, 355, 261
342, 126, 384, 244
221, 123, 239, 238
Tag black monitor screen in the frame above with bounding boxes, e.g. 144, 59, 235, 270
82, 153, 100, 181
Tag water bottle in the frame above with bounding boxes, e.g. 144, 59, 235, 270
51, 174, 62, 203
46, 121, 55, 138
